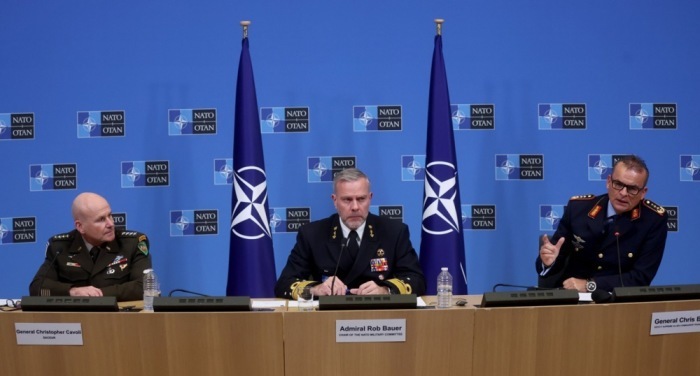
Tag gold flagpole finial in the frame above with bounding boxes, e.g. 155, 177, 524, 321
240, 20, 251, 39
434, 19, 444, 36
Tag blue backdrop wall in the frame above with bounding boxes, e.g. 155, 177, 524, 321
2, 1, 698, 298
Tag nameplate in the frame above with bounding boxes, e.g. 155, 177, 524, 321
650, 310, 700, 335
335, 319, 406, 343
15, 323, 84, 345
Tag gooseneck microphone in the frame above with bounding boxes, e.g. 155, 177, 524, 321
35, 248, 63, 296
614, 226, 624, 288
168, 289, 209, 297
330, 236, 352, 296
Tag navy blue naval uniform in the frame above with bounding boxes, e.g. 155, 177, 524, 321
536, 194, 668, 292
29, 229, 152, 301
275, 213, 426, 299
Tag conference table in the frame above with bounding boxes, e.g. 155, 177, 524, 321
2, 296, 699, 376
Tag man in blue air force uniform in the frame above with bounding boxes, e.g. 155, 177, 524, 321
275, 168, 425, 299
29, 192, 151, 301
537, 155, 668, 293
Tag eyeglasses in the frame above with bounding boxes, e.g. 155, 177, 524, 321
610, 179, 644, 196
2, 299, 21, 311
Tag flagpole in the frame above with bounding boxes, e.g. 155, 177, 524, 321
240, 20, 250, 39
434, 18, 443, 35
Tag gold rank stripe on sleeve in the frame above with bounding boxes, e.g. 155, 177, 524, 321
386, 278, 412, 294
291, 280, 316, 300
643, 199, 666, 216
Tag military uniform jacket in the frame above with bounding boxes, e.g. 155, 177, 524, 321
29, 229, 152, 301
275, 213, 426, 299
536, 194, 667, 292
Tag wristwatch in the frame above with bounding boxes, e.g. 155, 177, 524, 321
586, 279, 597, 292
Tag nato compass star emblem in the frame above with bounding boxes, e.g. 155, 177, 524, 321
231, 166, 271, 239
422, 161, 460, 235
34, 169, 49, 186
451, 109, 466, 126
634, 108, 649, 124
265, 112, 281, 129
127, 166, 141, 182
174, 115, 189, 131
545, 211, 560, 226
312, 162, 328, 178
0, 120, 8, 136
359, 111, 373, 128
544, 109, 558, 124
218, 163, 234, 181
82, 116, 98, 133
686, 160, 700, 177
594, 160, 608, 176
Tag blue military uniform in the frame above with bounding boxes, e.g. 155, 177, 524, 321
275, 213, 425, 299
536, 194, 668, 292
29, 229, 152, 301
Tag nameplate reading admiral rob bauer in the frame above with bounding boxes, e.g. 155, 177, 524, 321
15, 323, 83, 346
650, 310, 700, 336
335, 319, 406, 343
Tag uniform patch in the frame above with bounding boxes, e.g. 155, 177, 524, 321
138, 234, 147, 242
370, 258, 388, 272
138, 241, 149, 256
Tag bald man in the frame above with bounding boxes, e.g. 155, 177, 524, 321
29, 192, 152, 301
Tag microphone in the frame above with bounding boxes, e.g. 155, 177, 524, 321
492, 283, 556, 292
614, 225, 624, 288
330, 236, 351, 296
592, 289, 614, 303
32, 247, 63, 296
167, 288, 209, 297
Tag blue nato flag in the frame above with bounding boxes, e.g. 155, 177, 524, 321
419, 33, 468, 295
226, 35, 277, 298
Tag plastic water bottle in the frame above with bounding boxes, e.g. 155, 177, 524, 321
143, 269, 159, 312
437, 267, 452, 309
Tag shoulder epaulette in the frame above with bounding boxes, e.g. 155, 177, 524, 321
643, 199, 666, 216
119, 231, 139, 238
570, 194, 595, 201
50, 232, 73, 242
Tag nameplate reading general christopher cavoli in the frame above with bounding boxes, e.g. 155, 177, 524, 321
15, 323, 84, 345
336, 319, 406, 343
650, 310, 700, 336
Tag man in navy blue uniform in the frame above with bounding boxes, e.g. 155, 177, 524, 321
275, 168, 425, 299
29, 192, 151, 301
537, 155, 668, 293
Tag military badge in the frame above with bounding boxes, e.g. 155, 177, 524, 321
138, 241, 149, 256
370, 258, 388, 272
572, 234, 586, 251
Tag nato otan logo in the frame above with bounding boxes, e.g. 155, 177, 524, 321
112, 213, 127, 232
307, 156, 356, 183
214, 158, 233, 185
372, 205, 404, 222
353, 105, 402, 132
29, 164, 77, 191
629, 103, 677, 129
680, 155, 700, 182
451, 104, 495, 130
170, 210, 218, 236
588, 154, 631, 181
401, 155, 425, 181
168, 109, 217, 135
121, 161, 170, 188
269, 207, 311, 233
495, 154, 544, 180
0, 113, 34, 140
77, 111, 125, 138
539, 205, 565, 231
538, 103, 586, 130
260, 107, 310, 133
461, 205, 496, 230
0, 216, 36, 244
664, 206, 678, 232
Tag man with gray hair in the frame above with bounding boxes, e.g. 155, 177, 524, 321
275, 168, 425, 299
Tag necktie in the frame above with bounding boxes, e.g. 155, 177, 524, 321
347, 230, 360, 259
604, 215, 617, 235
90, 246, 100, 263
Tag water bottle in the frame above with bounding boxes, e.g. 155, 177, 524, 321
143, 269, 159, 312
437, 267, 452, 309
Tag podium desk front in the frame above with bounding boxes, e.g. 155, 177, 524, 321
1, 310, 284, 376
283, 307, 475, 376
472, 299, 700, 376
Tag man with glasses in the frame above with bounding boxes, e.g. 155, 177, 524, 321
536, 155, 668, 293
